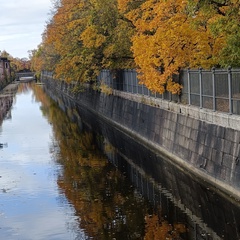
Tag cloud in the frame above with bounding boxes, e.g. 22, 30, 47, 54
0, 0, 52, 58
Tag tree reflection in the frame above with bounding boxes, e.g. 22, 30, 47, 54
145, 213, 186, 240
0, 83, 18, 126
33, 85, 186, 239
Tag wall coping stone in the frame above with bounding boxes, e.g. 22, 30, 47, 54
113, 90, 240, 131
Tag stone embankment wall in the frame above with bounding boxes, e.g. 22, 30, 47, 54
43, 77, 240, 200
0, 83, 18, 124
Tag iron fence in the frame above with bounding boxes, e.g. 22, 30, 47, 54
97, 68, 240, 115
180, 68, 240, 115
97, 69, 179, 103
42, 67, 240, 115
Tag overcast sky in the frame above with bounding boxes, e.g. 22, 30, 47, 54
0, 0, 52, 59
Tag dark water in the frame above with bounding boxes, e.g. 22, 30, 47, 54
0, 82, 240, 239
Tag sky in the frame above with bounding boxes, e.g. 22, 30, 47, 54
0, 0, 52, 59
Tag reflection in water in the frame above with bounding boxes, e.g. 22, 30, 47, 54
38, 91, 156, 239
44, 85, 240, 240
39, 86, 190, 239
1, 82, 239, 239
0, 83, 18, 125
0, 83, 86, 239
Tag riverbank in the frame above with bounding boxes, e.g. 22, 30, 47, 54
0, 81, 18, 94
0, 82, 19, 124
42, 76, 240, 202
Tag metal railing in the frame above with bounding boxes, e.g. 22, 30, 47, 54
97, 69, 179, 103
180, 68, 240, 115
41, 67, 240, 115
98, 68, 240, 115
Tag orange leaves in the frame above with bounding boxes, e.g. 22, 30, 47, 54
80, 26, 106, 49
144, 214, 187, 240
32, 0, 240, 94
128, 0, 191, 94
121, 0, 230, 94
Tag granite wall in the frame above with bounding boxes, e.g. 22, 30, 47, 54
42, 76, 240, 200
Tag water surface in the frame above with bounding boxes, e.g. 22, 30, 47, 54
1, 82, 240, 240
0, 83, 86, 239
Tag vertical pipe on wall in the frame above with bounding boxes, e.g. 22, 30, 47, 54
187, 68, 191, 105
199, 68, 203, 109
228, 67, 233, 114
212, 67, 216, 112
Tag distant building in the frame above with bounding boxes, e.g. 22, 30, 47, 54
0, 57, 11, 82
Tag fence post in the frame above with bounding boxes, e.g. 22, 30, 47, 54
111, 70, 113, 89
199, 68, 203, 109
131, 70, 134, 94
126, 70, 129, 93
136, 72, 138, 94
187, 68, 191, 105
228, 67, 233, 114
212, 67, 216, 111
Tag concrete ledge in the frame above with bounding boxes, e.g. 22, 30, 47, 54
113, 90, 240, 131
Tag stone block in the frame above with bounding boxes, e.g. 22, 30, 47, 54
228, 115, 240, 131
179, 145, 191, 159
191, 119, 200, 130
205, 159, 215, 174
180, 105, 189, 115
204, 134, 213, 147
169, 102, 180, 112
185, 117, 193, 128
198, 121, 208, 133
178, 114, 187, 125
202, 146, 212, 160
214, 138, 224, 152
162, 138, 172, 149
231, 142, 240, 159
206, 124, 217, 136
222, 153, 234, 169
196, 155, 208, 169
223, 139, 233, 155
197, 131, 206, 144
215, 125, 225, 138
211, 148, 223, 165
212, 112, 229, 128
199, 109, 208, 122
190, 108, 200, 119
188, 140, 197, 152
205, 112, 214, 123
196, 143, 204, 156
183, 127, 191, 138
167, 130, 175, 142
190, 129, 198, 141
224, 128, 236, 142
175, 134, 185, 145
170, 112, 178, 122
234, 131, 240, 144
169, 120, 177, 133
189, 152, 198, 164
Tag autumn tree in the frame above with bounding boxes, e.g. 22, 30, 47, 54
80, 0, 135, 71
35, 0, 240, 94
118, 0, 229, 94
34, 0, 135, 84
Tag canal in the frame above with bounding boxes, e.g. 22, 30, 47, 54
0, 82, 240, 239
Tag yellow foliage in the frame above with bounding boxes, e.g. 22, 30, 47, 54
120, 0, 228, 94
144, 214, 187, 240
81, 26, 106, 48
32, 0, 240, 93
